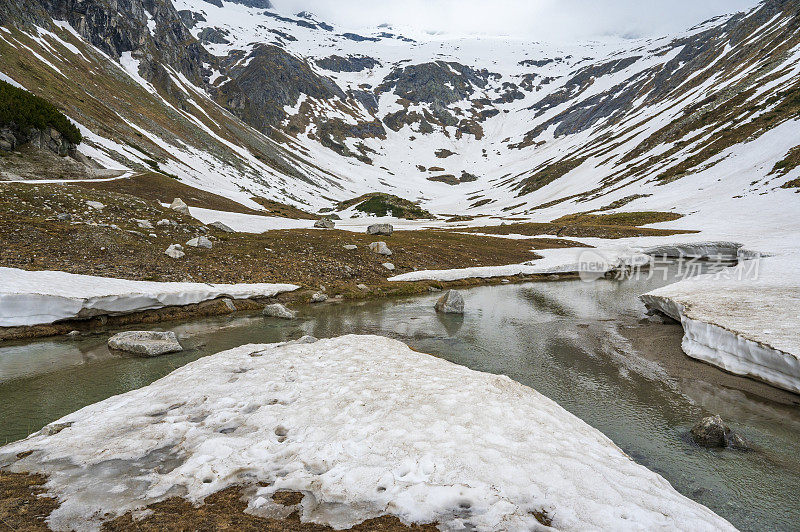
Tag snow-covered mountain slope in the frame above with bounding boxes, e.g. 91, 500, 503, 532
1, 0, 799, 219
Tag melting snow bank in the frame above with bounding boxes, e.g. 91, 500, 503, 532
388, 247, 650, 282
0, 267, 298, 327
641, 255, 800, 393
0, 335, 734, 531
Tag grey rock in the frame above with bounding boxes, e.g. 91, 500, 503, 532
43, 422, 73, 436
165, 244, 185, 259
314, 217, 335, 229
136, 219, 153, 229
86, 201, 105, 210
691, 415, 749, 449
357, 283, 369, 291
263, 303, 297, 319
368, 241, 392, 256
209, 221, 235, 232
310, 292, 328, 303
170, 198, 190, 215
435, 290, 465, 314
382, 262, 395, 271
367, 223, 394, 236
186, 236, 212, 248
108, 331, 183, 356
57, 213, 72, 221
157, 219, 176, 227
287, 335, 318, 345
343, 244, 358, 250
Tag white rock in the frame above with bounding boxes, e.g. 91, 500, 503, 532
186, 236, 212, 249
310, 292, 328, 303
136, 219, 153, 230
368, 241, 392, 256
382, 262, 395, 271
435, 290, 465, 314
164, 244, 185, 259
107, 331, 182, 356
156, 219, 175, 227
262, 303, 296, 319
169, 198, 190, 215
357, 284, 369, 291
314, 218, 335, 229
367, 223, 393, 236
85, 201, 105, 210
343, 245, 358, 250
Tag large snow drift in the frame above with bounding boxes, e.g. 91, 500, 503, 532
0, 267, 298, 327
641, 255, 800, 393
0, 335, 734, 531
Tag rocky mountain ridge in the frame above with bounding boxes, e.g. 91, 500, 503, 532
0, 0, 798, 220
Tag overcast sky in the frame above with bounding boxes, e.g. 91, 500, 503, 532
274, 0, 761, 41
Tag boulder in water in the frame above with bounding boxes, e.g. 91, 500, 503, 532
310, 292, 328, 303
435, 290, 465, 314
263, 303, 297, 319
691, 415, 749, 449
108, 331, 183, 356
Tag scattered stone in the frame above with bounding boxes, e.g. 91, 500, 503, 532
435, 290, 465, 314
66, 330, 81, 338
186, 236, 213, 248
310, 292, 328, 303
209, 221, 235, 233
382, 262, 395, 271
427, 286, 442, 292
107, 331, 183, 356
86, 200, 105, 210
164, 244, 185, 259
357, 284, 369, 291
367, 223, 394, 236
314, 217, 335, 229
156, 219, 174, 227
343, 244, 358, 250
263, 303, 297, 319
501, 279, 511, 284
368, 241, 392, 256
170, 198, 190, 215
691, 415, 749, 449
136, 219, 153, 230
57, 213, 72, 221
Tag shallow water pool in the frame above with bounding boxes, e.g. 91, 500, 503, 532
1, 262, 798, 531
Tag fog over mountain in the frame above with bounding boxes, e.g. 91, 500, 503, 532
273, 0, 762, 40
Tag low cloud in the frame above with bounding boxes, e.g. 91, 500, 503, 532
273, 0, 760, 41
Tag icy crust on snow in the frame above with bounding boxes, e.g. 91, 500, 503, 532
0, 335, 734, 531
388, 247, 651, 282
641, 255, 800, 393
0, 268, 298, 327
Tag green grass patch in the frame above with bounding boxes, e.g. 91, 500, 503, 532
552, 211, 683, 227
0, 80, 81, 144
338, 193, 433, 219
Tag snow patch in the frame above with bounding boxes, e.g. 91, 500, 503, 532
0, 335, 734, 531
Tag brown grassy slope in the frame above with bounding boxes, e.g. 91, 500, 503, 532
0, 183, 581, 295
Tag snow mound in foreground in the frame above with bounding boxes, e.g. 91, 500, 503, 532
641, 255, 800, 393
0, 335, 734, 531
0, 267, 298, 327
